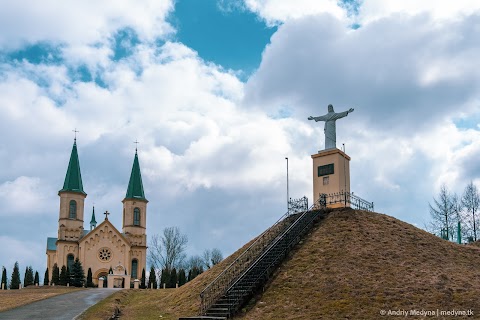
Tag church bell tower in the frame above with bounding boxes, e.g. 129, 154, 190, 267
122, 148, 148, 275
58, 139, 87, 241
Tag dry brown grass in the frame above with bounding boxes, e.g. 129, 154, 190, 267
81, 208, 480, 320
79, 238, 257, 320
235, 208, 480, 320
0, 286, 84, 312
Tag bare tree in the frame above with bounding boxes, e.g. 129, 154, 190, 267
148, 227, 188, 274
202, 249, 212, 269
462, 182, 480, 241
210, 248, 223, 266
202, 248, 224, 269
450, 193, 466, 243
429, 184, 456, 240
186, 255, 204, 271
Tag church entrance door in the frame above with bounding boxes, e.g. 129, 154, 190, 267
98, 272, 108, 288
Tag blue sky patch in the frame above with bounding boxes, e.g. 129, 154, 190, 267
169, 0, 276, 75
454, 114, 480, 131
339, 0, 361, 17
111, 28, 141, 61
6, 42, 63, 65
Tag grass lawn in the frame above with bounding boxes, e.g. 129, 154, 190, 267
0, 286, 84, 312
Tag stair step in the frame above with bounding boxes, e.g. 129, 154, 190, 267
179, 317, 227, 320
191, 210, 324, 320
208, 308, 229, 312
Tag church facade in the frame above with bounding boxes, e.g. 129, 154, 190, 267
46, 140, 148, 288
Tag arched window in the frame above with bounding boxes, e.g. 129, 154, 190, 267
69, 200, 77, 219
67, 254, 75, 270
133, 208, 140, 226
131, 259, 138, 279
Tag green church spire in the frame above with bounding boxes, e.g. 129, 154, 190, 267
90, 206, 97, 230
125, 149, 147, 201
59, 140, 86, 195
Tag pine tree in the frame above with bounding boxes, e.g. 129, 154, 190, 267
70, 258, 85, 287
59, 265, 67, 286
52, 264, 60, 285
147, 266, 157, 289
27, 266, 34, 286
178, 269, 186, 287
160, 268, 170, 288
66, 266, 71, 286
188, 266, 201, 282
169, 268, 177, 288
1, 266, 7, 289
86, 268, 94, 288
140, 268, 146, 289
44, 268, 49, 286
10, 262, 21, 289
34, 271, 39, 285
24, 266, 34, 287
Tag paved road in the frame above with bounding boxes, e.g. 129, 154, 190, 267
0, 288, 120, 320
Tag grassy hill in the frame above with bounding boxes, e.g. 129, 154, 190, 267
80, 208, 480, 319
234, 208, 480, 319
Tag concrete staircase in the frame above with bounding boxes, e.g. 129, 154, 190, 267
180, 200, 327, 319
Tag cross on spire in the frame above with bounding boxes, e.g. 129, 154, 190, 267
104, 210, 110, 220
133, 140, 139, 153
73, 128, 79, 142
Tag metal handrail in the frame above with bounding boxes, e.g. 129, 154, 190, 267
222, 198, 326, 316
200, 208, 303, 314
200, 197, 325, 315
320, 191, 374, 211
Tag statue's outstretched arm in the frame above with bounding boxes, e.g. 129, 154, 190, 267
308, 115, 328, 122
331, 108, 354, 120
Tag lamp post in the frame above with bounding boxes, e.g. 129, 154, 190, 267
285, 157, 289, 214
343, 143, 346, 207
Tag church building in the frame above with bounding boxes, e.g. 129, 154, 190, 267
46, 139, 148, 288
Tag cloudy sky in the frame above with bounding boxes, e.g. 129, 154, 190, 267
1, 0, 479, 277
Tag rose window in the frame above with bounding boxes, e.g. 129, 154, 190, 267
98, 248, 112, 261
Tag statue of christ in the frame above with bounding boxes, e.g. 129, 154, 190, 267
308, 104, 354, 150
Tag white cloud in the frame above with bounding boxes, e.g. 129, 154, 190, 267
0, 176, 53, 215
244, 0, 348, 25
244, 0, 480, 27
0, 0, 174, 50
359, 0, 480, 24
244, 13, 480, 133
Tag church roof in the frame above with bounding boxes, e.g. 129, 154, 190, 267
46, 237, 57, 251
59, 140, 86, 195
124, 150, 147, 201
79, 219, 131, 249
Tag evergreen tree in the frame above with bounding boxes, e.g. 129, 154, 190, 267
140, 268, 146, 289
34, 271, 39, 286
44, 268, 49, 286
52, 263, 60, 285
10, 262, 21, 289
1, 266, 7, 289
86, 268, 94, 288
169, 268, 177, 288
188, 266, 202, 282
59, 265, 67, 286
160, 268, 170, 288
24, 266, 34, 287
70, 258, 85, 287
66, 266, 71, 286
178, 269, 186, 287
147, 266, 157, 289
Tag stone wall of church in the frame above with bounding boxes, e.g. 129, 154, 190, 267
79, 223, 130, 283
